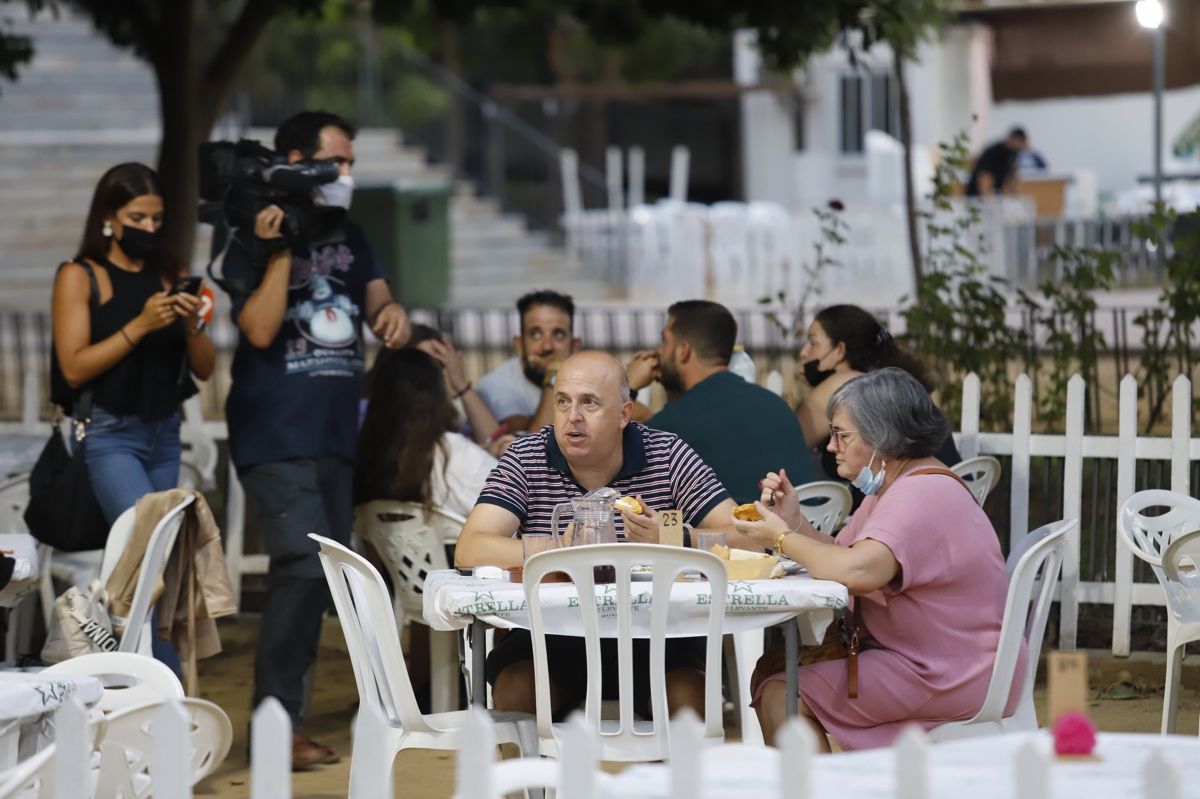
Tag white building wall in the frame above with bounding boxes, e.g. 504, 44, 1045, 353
733, 30, 797, 206
735, 25, 994, 209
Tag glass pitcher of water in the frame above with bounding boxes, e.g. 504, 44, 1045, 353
550, 487, 620, 582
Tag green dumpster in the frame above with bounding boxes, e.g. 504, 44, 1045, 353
351, 181, 454, 308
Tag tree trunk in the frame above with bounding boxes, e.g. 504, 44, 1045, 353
151, 0, 280, 271
155, 0, 202, 271
895, 51, 923, 294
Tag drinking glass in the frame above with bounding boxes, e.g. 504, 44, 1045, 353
522, 532, 556, 563
695, 531, 727, 552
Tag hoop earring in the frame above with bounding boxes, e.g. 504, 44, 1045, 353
102, 221, 113, 237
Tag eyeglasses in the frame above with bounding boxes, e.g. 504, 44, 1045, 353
828, 426, 858, 448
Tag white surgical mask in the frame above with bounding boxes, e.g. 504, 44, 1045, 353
313, 174, 354, 210
851, 450, 887, 496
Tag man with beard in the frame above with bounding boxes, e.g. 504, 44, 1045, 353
477, 290, 650, 433
630, 300, 814, 504
476, 290, 581, 434
456, 350, 740, 720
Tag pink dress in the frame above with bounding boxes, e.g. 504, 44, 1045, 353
759, 466, 1025, 750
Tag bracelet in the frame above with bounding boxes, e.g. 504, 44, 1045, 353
772, 531, 789, 555
453, 381, 473, 400
119, 326, 134, 347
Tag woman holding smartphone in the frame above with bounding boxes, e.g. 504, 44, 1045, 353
51, 162, 215, 528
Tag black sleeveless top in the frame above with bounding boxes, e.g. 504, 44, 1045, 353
50, 258, 197, 420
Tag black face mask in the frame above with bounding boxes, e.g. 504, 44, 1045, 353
803, 359, 837, 387
116, 226, 158, 260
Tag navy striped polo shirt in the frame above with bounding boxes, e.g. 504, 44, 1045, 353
477, 422, 731, 538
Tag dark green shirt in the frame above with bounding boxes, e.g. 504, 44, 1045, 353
646, 371, 815, 505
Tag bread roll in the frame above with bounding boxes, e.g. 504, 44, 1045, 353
732, 503, 763, 521
614, 496, 644, 515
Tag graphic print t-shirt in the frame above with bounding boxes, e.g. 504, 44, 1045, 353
223, 221, 384, 468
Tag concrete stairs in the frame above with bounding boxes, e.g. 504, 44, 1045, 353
0, 8, 617, 310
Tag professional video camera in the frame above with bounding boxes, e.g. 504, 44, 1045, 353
198, 139, 346, 248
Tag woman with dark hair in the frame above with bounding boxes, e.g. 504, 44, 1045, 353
51, 162, 215, 526
795, 305, 958, 485
734, 368, 1019, 751
355, 348, 497, 516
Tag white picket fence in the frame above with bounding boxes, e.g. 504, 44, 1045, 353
956, 371, 1195, 656
0, 367, 1194, 657
454, 707, 1189, 799
0, 696, 289, 799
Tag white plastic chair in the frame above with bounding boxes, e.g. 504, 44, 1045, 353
354, 500, 461, 632
95, 697, 230, 797
98, 494, 195, 655
355, 500, 465, 712
177, 397, 218, 492
0, 476, 29, 534
793, 481, 852, 535
951, 456, 1003, 507
1155, 529, 1200, 735
309, 533, 537, 799
38, 505, 133, 632
0, 744, 56, 799
1118, 489, 1200, 733
929, 518, 1073, 741
0, 475, 40, 657
522, 543, 728, 761
42, 652, 183, 715
1118, 489, 1200, 578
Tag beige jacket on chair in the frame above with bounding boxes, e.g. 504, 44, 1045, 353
104, 488, 237, 687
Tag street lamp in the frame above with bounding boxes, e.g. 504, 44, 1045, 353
1136, 0, 1165, 209
1135, 0, 1164, 29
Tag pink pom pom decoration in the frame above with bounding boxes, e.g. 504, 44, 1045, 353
1052, 711, 1096, 755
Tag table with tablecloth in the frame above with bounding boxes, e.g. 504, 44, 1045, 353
0, 671, 103, 768
423, 569, 849, 744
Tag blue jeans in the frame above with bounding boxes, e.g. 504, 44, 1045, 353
82, 405, 183, 672
83, 407, 182, 525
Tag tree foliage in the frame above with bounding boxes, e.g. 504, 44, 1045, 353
0, 0, 45, 86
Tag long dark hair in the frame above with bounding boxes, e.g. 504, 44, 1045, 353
815, 304, 934, 391
361, 323, 446, 399
354, 348, 458, 509
76, 163, 180, 283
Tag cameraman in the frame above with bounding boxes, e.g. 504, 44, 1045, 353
220, 110, 409, 769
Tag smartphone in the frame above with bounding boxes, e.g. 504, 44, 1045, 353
169, 276, 202, 296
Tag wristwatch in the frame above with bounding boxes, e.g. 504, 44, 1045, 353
772, 531, 789, 555
542, 368, 558, 389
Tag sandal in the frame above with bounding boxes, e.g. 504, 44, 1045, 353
291, 732, 340, 771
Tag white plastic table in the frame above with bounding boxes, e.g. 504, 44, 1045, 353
598, 731, 1200, 798
0, 671, 103, 768
422, 569, 849, 745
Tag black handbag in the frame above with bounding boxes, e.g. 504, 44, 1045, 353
24, 260, 110, 552
23, 395, 110, 552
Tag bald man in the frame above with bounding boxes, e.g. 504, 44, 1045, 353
456, 350, 740, 720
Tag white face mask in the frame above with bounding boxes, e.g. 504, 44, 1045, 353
313, 174, 354, 210
851, 450, 887, 496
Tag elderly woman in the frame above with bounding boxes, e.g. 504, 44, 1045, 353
732, 367, 1021, 751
